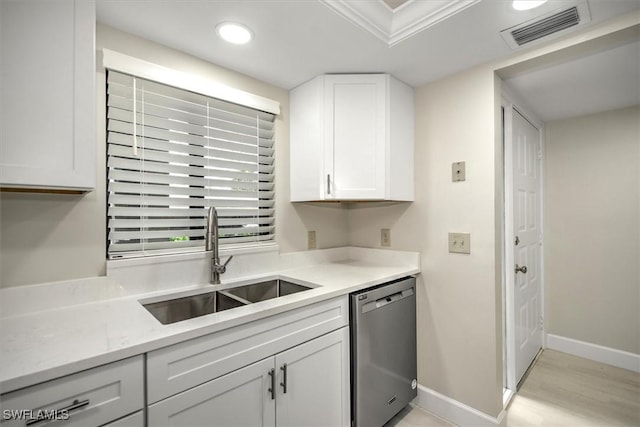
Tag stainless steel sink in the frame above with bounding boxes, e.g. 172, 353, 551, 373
142, 291, 245, 325
223, 279, 311, 303
142, 279, 312, 324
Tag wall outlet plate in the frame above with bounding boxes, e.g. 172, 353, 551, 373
452, 161, 466, 182
307, 230, 317, 250
381, 228, 391, 247
448, 232, 470, 254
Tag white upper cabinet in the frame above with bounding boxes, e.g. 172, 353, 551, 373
290, 74, 414, 201
0, 0, 96, 191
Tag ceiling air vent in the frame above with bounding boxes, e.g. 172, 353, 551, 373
500, 2, 591, 49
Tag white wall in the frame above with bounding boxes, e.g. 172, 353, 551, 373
348, 64, 505, 417
0, 190, 106, 288
346, 14, 640, 420
0, 24, 348, 288
545, 106, 640, 354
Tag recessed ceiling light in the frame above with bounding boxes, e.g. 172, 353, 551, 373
512, 0, 548, 11
216, 22, 252, 45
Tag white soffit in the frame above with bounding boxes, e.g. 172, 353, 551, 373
320, 0, 482, 47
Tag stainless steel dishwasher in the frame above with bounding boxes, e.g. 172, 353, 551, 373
350, 276, 417, 427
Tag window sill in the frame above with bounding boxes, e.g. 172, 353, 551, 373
107, 242, 279, 270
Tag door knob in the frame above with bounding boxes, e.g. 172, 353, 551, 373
515, 264, 528, 274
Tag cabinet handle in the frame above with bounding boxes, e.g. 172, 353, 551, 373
280, 363, 288, 394
268, 368, 275, 400
327, 174, 331, 195
25, 399, 89, 426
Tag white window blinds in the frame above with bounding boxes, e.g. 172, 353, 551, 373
106, 70, 275, 259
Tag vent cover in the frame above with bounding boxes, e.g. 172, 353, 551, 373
500, 1, 591, 49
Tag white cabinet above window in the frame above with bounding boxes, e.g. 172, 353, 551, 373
290, 74, 414, 202
0, 0, 95, 192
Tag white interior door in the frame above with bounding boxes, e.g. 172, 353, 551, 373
511, 109, 543, 384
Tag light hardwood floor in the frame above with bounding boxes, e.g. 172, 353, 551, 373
385, 404, 453, 427
386, 349, 640, 426
506, 349, 640, 426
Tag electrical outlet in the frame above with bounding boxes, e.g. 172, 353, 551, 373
448, 232, 471, 254
452, 161, 466, 182
381, 228, 391, 247
307, 230, 317, 250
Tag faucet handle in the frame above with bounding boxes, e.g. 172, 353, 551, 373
213, 256, 234, 275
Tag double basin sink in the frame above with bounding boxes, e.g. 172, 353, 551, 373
142, 279, 312, 325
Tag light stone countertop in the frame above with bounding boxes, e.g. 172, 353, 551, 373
0, 247, 419, 394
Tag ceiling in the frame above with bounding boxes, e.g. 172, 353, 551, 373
504, 40, 640, 122
96, 0, 640, 122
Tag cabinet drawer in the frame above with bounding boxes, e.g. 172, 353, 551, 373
0, 356, 143, 427
148, 296, 348, 403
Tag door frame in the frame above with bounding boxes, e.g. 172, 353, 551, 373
501, 84, 546, 394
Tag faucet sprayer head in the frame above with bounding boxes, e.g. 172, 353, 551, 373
206, 206, 217, 252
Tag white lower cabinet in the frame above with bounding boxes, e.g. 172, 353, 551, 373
0, 298, 350, 427
103, 411, 144, 427
0, 356, 143, 427
148, 327, 350, 427
275, 327, 350, 427
148, 357, 275, 427
146, 296, 349, 405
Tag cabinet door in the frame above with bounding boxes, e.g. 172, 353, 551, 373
275, 327, 350, 427
148, 357, 276, 427
324, 75, 386, 200
0, 0, 95, 191
103, 411, 144, 427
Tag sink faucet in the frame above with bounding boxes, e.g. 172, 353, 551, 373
206, 207, 233, 284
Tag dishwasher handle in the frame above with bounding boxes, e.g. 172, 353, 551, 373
361, 288, 414, 314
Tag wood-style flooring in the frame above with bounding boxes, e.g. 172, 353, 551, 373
506, 349, 640, 426
385, 349, 640, 426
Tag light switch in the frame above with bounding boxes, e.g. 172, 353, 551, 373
448, 232, 471, 254
452, 161, 466, 182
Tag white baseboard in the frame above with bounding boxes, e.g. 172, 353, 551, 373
546, 334, 640, 373
413, 384, 506, 426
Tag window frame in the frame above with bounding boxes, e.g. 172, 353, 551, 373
103, 52, 280, 260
